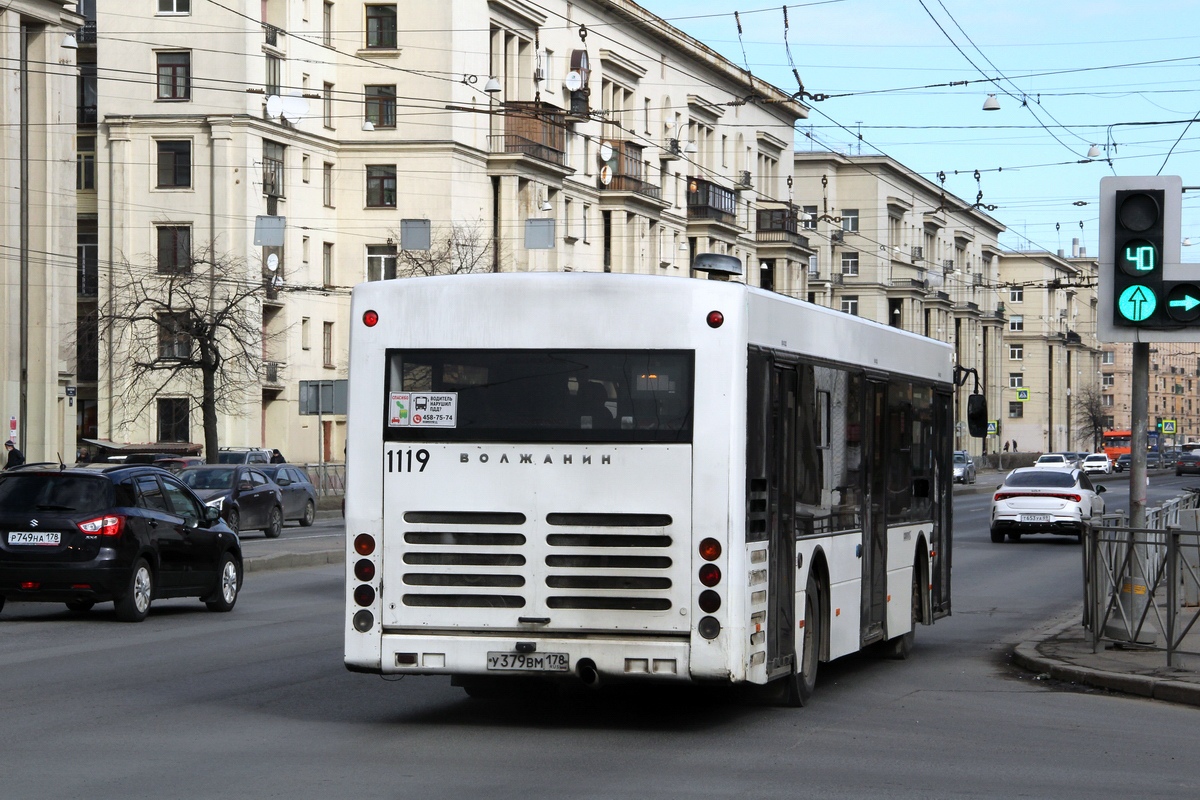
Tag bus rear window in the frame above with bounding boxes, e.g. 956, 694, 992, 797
384, 349, 693, 443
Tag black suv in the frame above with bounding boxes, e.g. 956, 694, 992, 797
0, 464, 242, 622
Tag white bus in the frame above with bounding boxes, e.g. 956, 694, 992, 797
344, 272, 964, 705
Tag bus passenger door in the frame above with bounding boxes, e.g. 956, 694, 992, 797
860, 380, 888, 645
766, 365, 798, 677
931, 391, 953, 617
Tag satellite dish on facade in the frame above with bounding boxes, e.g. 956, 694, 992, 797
564, 71, 582, 92
265, 95, 284, 119
266, 253, 279, 272
271, 275, 284, 290
598, 141, 613, 162
281, 93, 309, 123
599, 165, 612, 186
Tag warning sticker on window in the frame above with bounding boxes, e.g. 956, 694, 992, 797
388, 392, 457, 427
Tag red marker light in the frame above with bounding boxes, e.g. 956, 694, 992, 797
363, 310, 379, 327
706, 310, 724, 328
354, 533, 376, 556
699, 564, 722, 587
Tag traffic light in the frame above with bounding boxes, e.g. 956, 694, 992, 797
1099, 176, 1185, 338
1111, 187, 1165, 326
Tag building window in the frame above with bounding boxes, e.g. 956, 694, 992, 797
301, 317, 311, 350
1010, 286, 1023, 303
1008, 402, 1023, 419
1102, 373, 1115, 387
301, 154, 310, 183
364, 85, 396, 128
366, 165, 396, 207
156, 140, 191, 188
366, 244, 397, 281
157, 0, 190, 13
1009, 373, 1024, 388
1102, 351, 1115, 365
841, 296, 858, 316
157, 312, 191, 360
263, 140, 285, 197
156, 52, 191, 100
323, 82, 334, 128
582, 204, 590, 242
365, 5, 397, 48
156, 225, 191, 273
77, 136, 95, 190
323, 322, 335, 367
323, 162, 334, 207
322, 2, 333, 47
323, 243, 334, 287
841, 251, 859, 276
802, 205, 817, 230
157, 398, 190, 442
1009, 315, 1024, 332
1102, 395, 1114, 407
841, 209, 859, 232
1009, 344, 1023, 360
265, 54, 281, 96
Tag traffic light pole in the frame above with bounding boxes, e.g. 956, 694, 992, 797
1130, 343, 1149, 528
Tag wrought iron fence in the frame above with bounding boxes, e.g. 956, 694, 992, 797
299, 462, 345, 498
1083, 489, 1200, 666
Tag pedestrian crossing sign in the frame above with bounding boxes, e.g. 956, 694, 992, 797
1163, 420, 1176, 434
1015, 388, 1030, 402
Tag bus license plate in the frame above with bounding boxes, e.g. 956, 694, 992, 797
1021, 514, 1053, 523
486, 652, 569, 672
7, 531, 61, 546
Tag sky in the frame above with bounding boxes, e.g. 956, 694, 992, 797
641, 0, 1200, 261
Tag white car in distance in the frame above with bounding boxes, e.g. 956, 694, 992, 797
1081, 453, 1112, 474
990, 467, 1107, 543
1032, 453, 1071, 469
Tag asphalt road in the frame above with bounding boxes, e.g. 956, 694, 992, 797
3, 478, 1199, 799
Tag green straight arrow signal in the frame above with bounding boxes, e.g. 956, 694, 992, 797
1170, 294, 1200, 312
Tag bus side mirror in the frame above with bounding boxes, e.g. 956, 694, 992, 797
967, 394, 988, 438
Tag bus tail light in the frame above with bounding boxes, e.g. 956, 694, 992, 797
698, 590, 721, 613
353, 585, 376, 606
698, 616, 721, 639
363, 310, 379, 327
354, 559, 376, 582
699, 538, 722, 561
354, 533, 376, 555
706, 310, 724, 328
699, 564, 721, 587
352, 610, 374, 632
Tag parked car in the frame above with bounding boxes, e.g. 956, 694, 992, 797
1114, 453, 1132, 472
1033, 453, 1072, 469
1081, 453, 1112, 474
216, 448, 272, 465
257, 464, 318, 527
0, 464, 242, 621
155, 456, 205, 473
1176, 450, 1200, 476
990, 467, 1106, 543
952, 450, 976, 484
176, 465, 284, 537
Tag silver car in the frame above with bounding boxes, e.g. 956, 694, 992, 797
953, 450, 976, 484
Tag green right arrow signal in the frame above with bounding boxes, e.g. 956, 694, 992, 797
1170, 294, 1200, 312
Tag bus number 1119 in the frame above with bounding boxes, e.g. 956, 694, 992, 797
388, 448, 430, 473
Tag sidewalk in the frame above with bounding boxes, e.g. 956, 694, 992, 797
1012, 606, 1200, 707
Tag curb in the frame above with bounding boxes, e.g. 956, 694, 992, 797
243, 548, 344, 573
1010, 618, 1200, 708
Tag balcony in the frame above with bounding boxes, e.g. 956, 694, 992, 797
77, 21, 97, 44
263, 24, 282, 48
264, 360, 285, 385
687, 177, 736, 224
756, 207, 810, 248
489, 101, 566, 168
597, 141, 661, 201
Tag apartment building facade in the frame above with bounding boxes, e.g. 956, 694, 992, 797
82, 0, 809, 460
1101, 343, 1200, 447
1, 0, 81, 463
995, 251, 1101, 453
792, 153, 1007, 455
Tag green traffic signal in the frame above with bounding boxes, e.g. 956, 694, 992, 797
1117, 284, 1157, 322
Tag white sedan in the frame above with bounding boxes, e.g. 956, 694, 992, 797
990, 467, 1106, 543
1081, 453, 1112, 474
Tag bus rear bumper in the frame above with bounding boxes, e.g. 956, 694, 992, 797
367, 633, 696, 683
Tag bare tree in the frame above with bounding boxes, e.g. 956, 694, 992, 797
100, 248, 277, 462
1072, 384, 1108, 453
391, 221, 495, 278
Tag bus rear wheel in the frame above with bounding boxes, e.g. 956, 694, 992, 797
773, 573, 822, 708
